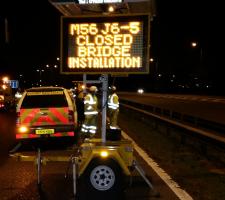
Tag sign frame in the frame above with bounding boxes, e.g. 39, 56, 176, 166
60, 14, 150, 75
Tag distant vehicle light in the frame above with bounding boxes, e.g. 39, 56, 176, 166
15, 92, 22, 99
108, 6, 114, 12
2, 84, 7, 90
2, 77, 9, 83
137, 89, 144, 94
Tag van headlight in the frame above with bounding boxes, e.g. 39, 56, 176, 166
19, 126, 28, 133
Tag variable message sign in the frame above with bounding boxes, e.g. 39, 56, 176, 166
61, 14, 150, 74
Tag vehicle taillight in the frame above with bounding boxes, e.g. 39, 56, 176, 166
16, 112, 20, 125
68, 110, 74, 122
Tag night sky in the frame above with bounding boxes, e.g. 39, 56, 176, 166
0, 0, 224, 94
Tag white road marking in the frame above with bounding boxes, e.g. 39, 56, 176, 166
122, 131, 193, 200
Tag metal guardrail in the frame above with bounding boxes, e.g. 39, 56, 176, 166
120, 100, 225, 146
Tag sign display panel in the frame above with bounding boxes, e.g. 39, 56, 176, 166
61, 15, 150, 74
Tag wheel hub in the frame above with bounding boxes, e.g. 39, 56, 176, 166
90, 165, 115, 191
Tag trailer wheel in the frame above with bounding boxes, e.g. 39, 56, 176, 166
84, 159, 123, 194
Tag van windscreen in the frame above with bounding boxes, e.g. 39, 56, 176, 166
21, 93, 68, 108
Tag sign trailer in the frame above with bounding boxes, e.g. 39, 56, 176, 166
10, 12, 157, 199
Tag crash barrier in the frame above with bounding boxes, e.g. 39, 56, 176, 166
120, 99, 225, 144
120, 102, 225, 164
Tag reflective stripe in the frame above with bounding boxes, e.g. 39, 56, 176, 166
27, 91, 63, 95
83, 125, 96, 129
51, 132, 74, 137
84, 101, 96, 105
84, 94, 98, 115
81, 123, 97, 134
110, 126, 118, 129
67, 132, 75, 136
108, 93, 119, 109
89, 129, 96, 134
84, 94, 97, 105
21, 108, 39, 124
16, 131, 74, 139
108, 102, 119, 107
49, 108, 68, 123
20, 107, 69, 127
81, 128, 88, 133
108, 104, 118, 110
16, 133, 39, 139
84, 111, 98, 115
87, 106, 92, 110
34, 112, 56, 126
89, 125, 97, 130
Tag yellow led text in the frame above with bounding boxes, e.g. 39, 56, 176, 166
68, 22, 142, 70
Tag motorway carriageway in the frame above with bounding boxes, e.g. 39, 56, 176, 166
0, 111, 192, 200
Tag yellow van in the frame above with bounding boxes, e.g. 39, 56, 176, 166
16, 87, 77, 140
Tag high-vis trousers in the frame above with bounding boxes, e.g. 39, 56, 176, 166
81, 114, 98, 137
108, 108, 119, 129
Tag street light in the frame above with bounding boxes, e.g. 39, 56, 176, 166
190, 41, 207, 89
2, 76, 9, 83
2, 84, 7, 90
191, 42, 197, 47
191, 41, 203, 64
44, 64, 59, 85
36, 69, 44, 84
150, 57, 159, 76
108, 6, 114, 12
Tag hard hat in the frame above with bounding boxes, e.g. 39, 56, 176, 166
89, 86, 97, 92
78, 84, 85, 91
111, 86, 116, 91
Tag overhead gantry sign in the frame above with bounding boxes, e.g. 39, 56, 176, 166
61, 14, 150, 74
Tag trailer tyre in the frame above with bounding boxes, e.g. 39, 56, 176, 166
84, 158, 123, 195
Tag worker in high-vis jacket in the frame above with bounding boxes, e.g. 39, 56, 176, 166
108, 86, 119, 129
81, 86, 98, 137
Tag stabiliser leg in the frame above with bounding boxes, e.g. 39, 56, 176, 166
64, 155, 78, 198
9, 142, 22, 153
133, 160, 160, 197
64, 155, 74, 179
72, 157, 77, 198
36, 148, 42, 186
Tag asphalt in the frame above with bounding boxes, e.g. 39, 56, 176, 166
0, 111, 180, 200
